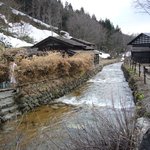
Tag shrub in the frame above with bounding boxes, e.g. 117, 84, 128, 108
16, 52, 93, 84
2, 48, 27, 62
0, 63, 9, 82
60, 108, 137, 150
19, 35, 34, 44
67, 53, 93, 76
135, 92, 144, 101
30, 106, 137, 150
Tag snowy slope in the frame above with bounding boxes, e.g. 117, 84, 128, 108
0, 2, 59, 48
8, 21, 58, 43
0, 33, 32, 47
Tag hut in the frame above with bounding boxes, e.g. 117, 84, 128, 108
31, 36, 99, 64
31, 36, 94, 53
128, 33, 150, 63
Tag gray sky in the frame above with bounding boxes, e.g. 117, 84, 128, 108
61, 0, 150, 34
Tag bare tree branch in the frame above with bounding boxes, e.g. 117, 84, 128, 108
135, 0, 150, 15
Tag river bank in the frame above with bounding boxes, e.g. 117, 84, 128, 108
15, 59, 118, 113
122, 63, 150, 149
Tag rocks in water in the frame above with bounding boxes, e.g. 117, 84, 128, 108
136, 117, 150, 150
50, 102, 72, 110
51, 105, 59, 110
139, 128, 150, 150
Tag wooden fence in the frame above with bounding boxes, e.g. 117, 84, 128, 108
129, 59, 150, 84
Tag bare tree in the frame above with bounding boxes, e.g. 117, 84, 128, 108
134, 0, 150, 15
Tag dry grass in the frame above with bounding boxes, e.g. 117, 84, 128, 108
16, 52, 94, 84
2, 48, 27, 62
0, 49, 9, 82
0, 48, 28, 83
0, 63, 9, 82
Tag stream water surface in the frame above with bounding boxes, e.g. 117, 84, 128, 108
0, 62, 135, 150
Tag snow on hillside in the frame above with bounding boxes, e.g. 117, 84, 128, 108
8, 21, 58, 43
0, 33, 32, 48
0, 13, 8, 24
0, 2, 59, 48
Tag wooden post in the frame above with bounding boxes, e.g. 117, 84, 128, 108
139, 63, 141, 77
130, 59, 132, 68
132, 60, 134, 70
134, 62, 136, 73
144, 66, 146, 84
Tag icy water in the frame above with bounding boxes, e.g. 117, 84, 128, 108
0, 63, 135, 150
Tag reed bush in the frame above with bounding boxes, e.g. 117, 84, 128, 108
67, 53, 93, 77
16, 52, 93, 84
0, 63, 9, 82
0, 49, 9, 82
26, 106, 137, 150
58, 107, 137, 150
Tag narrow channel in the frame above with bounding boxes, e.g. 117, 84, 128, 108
0, 62, 135, 150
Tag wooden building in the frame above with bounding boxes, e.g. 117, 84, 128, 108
31, 36, 99, 64
31, 36, 94, 54
128, 33, 150, 63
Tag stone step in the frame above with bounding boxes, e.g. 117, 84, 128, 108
0, 97, 15, 109
0, 90, 14, 99
1, 105, 18, 116
2, 111, 21, 122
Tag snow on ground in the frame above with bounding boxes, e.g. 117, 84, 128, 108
0, 2, 3, 6
0, 13, 8, 24
0, 33, 33, 48
11, 9, 26, 16
99, 52, 111, 59
8, 21, 58, 43
0, 5, 59, 47
28, 25, 58, 42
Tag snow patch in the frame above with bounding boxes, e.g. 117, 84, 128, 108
0, 4, 59, 47
0, 13, 8, 24
8, 22, 59, 43
99, 52, 110, 59
0, 2, 3, 6
60, 30, 72, 39
11, 9, 26, 16
0, 33, 33, 48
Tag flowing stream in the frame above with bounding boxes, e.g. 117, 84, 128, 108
0, 62, 135, 150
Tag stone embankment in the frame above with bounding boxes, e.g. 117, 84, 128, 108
16, 65, 103, 112
122, 63, 150, 150
0, 59, 118, 122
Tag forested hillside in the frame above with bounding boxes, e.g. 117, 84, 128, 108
1, 0, 132, 55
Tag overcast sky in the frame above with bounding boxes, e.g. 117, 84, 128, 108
61, 0, 150, 35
